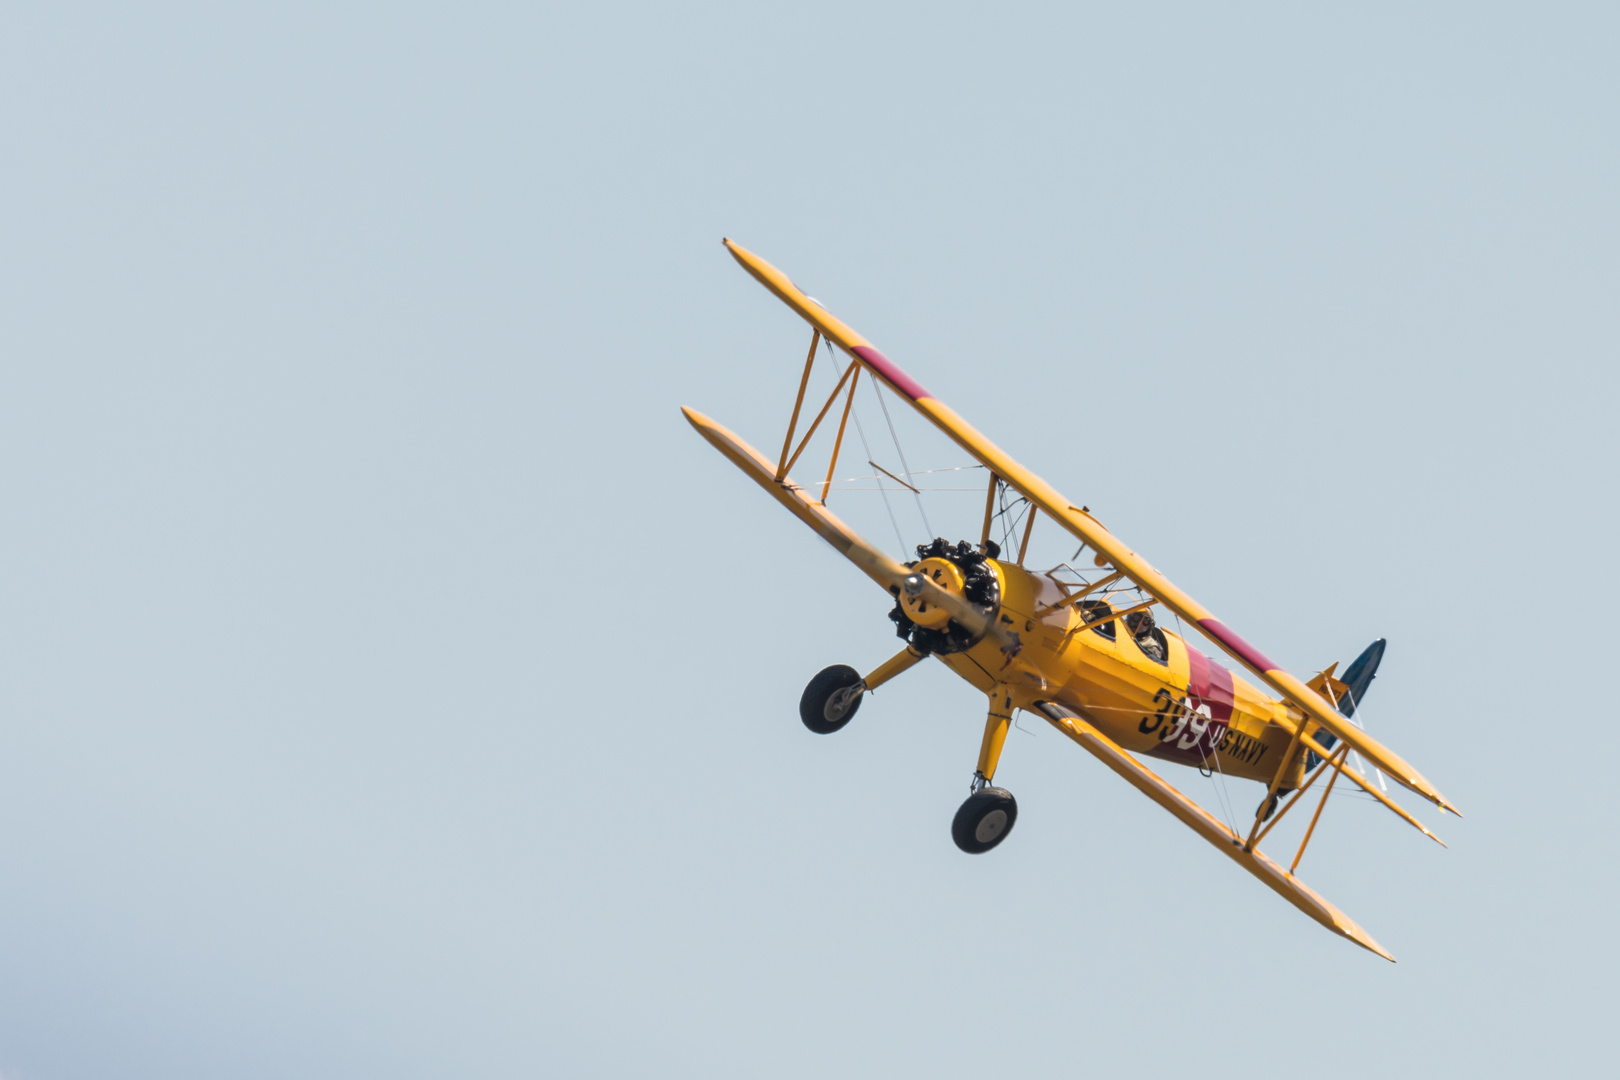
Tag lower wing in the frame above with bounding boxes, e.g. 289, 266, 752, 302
1037, 702, 1395, 962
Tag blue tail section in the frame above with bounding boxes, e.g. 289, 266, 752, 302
1307, 639, 1385, 769
1337, 638, 1385, 719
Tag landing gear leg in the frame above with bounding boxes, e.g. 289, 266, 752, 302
973, 688, 1014, 784
952, 689, 1019, 854
863, 645, 925, 693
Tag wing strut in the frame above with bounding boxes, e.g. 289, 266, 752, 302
776, 329, 821, 482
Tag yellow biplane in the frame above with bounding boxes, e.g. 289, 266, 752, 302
685, 240, 1458, 961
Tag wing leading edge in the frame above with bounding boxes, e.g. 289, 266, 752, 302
722, 238, 1456, 818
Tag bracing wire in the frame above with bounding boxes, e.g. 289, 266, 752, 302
820, 464, 985, 485
987, 481, 1033, 558
792, 485, 995, 492
869, 374, 933, 539
820, 336, 907, 552
1169, 605, 1241, 837
1339, 688, 1389, 792
1204, 724, 1240, 837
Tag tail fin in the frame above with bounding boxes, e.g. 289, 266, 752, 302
1337, 638, 1385, 718
1308, 639, 1386, 767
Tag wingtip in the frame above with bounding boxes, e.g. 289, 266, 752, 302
1419, 784, 1461, 818
1340, 922, 1397, 962
722, 237, 754, 270
1345, 928, 1397, 963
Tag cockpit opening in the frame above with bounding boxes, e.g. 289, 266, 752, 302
1078, 599, 1116, 640
1125, 609, 1168, 665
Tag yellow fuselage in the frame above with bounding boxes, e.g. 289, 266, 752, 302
939, 560, 1307, 790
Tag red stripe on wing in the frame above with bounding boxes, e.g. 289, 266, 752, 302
850, 345, 930, 402
1198, 618, 1280, 675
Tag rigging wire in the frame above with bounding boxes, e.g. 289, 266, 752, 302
868, 372, 933, 539
819, 337, 906, 552
818, 464, 984, 486
1339, 688, 1389, 792
1204, 723, 1240, 837
794, 485, 997, 492
996, 483, 1014, 554
986, 480, 1032, 557
1169, 605, 1241, 837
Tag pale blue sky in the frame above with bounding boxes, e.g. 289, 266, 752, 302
2, 4, 1616, 1077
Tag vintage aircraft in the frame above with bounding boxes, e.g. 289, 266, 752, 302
684, 239, 1457, 961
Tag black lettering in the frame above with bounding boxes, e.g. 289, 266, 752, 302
1141, 688, 1173, 734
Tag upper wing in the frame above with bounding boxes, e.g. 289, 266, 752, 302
723, 238, 1457, 816
1038, 703, 1394, 961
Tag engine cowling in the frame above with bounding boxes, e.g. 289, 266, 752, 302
889, 538, 1001, 655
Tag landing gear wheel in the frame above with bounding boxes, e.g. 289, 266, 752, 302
799, 665, 864, 735
1257, 788, 1292, 823
952, 787, 1018, 854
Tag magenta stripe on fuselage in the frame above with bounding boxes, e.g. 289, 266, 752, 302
1185, 645, 1235, 722
850, 345, 930, 402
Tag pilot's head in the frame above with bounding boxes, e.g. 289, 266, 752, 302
1125, 610, 1156, 637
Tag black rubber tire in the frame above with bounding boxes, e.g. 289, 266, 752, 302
799, 665, 863, 734
951, 787, 1018, 854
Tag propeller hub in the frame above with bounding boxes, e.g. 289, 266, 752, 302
900, 556, 965, 630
